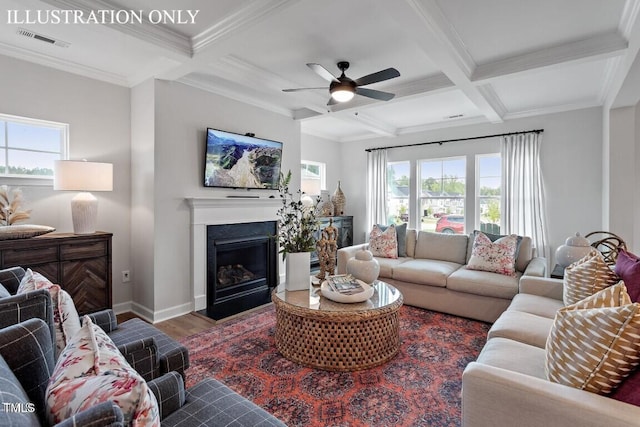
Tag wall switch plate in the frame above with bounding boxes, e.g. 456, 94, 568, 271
122, 270, 131, 283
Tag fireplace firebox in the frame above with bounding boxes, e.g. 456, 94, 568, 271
206, 221, 277, 320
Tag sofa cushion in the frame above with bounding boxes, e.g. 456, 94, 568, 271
615, 249, 640, 302
369, 224, 398, 259
467, 232, 519, 276
477, 337, 547, 380
563, 249, 619, 305
375, 257, 410, 279
405, 228, 417, 258
0, 283, 9, 298
392, 259, 461, 287
46, 315, 160, 426
446, 267, 520, 299
377, 223, 408, 257
507, 293, 565, 319
18, 269, 81, 358
546, 283, 640, 394
488, 311, 554, 348
414, 231, 468, 264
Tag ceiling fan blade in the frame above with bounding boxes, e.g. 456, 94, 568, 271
327, 97, 338, 106
354, 68, 400, 86
282, 87, 327, 92
356, 87, 395, 101
307, 63, 339, 83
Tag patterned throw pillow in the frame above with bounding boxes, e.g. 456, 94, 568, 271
466, 231, 519, 276
17, 269, 81, 357
563, 249, 619, 305
546, 282, 640, 394
369, 224, 398, 259
46, 316, 160, 426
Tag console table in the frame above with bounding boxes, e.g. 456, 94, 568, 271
0, 232, 112, 315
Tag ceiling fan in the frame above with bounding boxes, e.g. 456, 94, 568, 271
283, 61, 400, 105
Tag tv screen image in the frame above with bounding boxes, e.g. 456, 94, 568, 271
204, 128, 283, 190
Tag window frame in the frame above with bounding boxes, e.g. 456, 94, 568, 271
386, 160, 411, 225
418, 156, 467, 233
300, 160, 326, 196
0, 113, 69, 183
475, 153, 502, 232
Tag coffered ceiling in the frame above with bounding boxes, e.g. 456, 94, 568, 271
1, 0, 639, 141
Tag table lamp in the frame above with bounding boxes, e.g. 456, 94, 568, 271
53, 160, 113, 234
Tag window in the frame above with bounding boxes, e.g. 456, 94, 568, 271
301, 160, 326, 195
387, 161, 410, 224
419, 157, 466, 233
477, 154, 501, 234
0, 114, 68, 178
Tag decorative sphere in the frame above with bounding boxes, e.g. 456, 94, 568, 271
346, 249, 380, 284
555, 232, 592, 268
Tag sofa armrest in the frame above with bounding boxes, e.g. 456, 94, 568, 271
86, 309, 118, 333
522, 256, 546, 277
0, 289, 56, 346
117, 337, 159, 382
519, 276, 563, 301
337, 243, 369, 274
147, 371, 186, 420
54, 401, 124, 427
462, 362, 640, 427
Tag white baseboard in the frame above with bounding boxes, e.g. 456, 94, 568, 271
151, 302, 193, 323
113, 301, 194, 324
112, 301, 132, 315
194, 294, 206, 312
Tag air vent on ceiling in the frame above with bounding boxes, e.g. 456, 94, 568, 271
446, 114, 464, 120
17, 28, 70, 48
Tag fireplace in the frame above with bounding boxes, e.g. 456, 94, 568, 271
206, 221, 278, 320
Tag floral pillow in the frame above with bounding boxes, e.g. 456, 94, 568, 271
466, 231, 519, 276
369, 224, 398, 259
17, 269, 80, 357
46, 315, 160, 426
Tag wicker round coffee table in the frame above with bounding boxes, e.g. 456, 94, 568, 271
272, 280, 403, 371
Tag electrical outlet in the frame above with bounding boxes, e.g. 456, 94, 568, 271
122, 270, 131, 283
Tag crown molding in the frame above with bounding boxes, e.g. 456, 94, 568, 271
472, 32, 627, 83
619, 0, 640, 39
0, 41, 128, 86
38, 0, 192, 56
192, 0, 298, 53
502, 100, 602, 121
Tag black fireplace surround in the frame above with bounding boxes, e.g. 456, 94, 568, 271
205, 221, 278, 320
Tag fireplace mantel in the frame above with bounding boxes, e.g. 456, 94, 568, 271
186, 197, 281, 311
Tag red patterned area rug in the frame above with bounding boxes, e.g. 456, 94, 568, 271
182, 305, 490, 427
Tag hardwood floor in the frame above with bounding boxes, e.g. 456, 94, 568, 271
116, 303, 273, 341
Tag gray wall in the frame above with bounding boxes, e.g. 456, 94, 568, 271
0, 54, 133, 308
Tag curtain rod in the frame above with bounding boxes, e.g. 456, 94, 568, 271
364, 129, 544, 152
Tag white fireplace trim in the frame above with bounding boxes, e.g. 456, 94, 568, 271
186, 197, 281, 311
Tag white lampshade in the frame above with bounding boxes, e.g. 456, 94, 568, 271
54, 160, 113, 191
53, 160, 113, 234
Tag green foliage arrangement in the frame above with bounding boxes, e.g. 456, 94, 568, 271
277, 170, 319, 259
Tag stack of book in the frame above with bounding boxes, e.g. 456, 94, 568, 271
326, 274, 365, 295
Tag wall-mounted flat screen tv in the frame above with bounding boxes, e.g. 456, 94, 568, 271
204, 128, 283, 190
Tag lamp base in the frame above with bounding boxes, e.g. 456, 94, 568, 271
71, 192, 98, 234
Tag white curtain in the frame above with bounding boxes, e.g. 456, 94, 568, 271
366, 149, 388, 229
501, 132, 549, 261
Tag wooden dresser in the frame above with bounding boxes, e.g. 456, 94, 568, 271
0, 232, 112, 315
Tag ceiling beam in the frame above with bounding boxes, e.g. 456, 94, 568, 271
606, 0, 640, 108
379, 0, 504, 123
472, 32, 628, 83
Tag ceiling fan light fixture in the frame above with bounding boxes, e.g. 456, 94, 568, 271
330, 87, 355, 102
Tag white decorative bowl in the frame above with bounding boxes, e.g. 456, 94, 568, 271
320, 280, 375, 303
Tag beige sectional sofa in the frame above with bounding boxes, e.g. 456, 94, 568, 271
337, 229, 546, 322
462, 276, 640, 427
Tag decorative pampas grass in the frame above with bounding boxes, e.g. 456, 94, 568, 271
0, 185, 31, 226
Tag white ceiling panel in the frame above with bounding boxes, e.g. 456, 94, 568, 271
492, 58, 611, 113
302, 115, 374, 141
362, 90, 483, 129
436, 0, 626, 64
